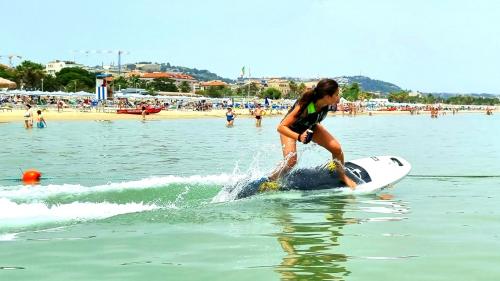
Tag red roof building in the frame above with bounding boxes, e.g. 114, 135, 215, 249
128, 71, 196, 82
200, 80, 227, 86
199, 80, 228, 90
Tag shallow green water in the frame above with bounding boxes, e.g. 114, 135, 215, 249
1, 113, 499, 280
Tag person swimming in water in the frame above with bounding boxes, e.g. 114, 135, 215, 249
261, 78, 357, 190
36, 110, 47, 128
226, 107, 236, 127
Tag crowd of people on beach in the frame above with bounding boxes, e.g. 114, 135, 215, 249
0, 91, 496, 129
1, 92, 495, 114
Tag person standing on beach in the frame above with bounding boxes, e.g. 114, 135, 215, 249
57, 100, 63, 112
36, 110, 47, 128
253, 104, 265, 127
23, 104, 33, 129
260, 78, 357, 190
226, 107, 236, 127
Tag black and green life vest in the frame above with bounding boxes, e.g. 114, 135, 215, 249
285, 101, 330, 134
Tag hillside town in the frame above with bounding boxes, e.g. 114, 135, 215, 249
2, 59, 342, 98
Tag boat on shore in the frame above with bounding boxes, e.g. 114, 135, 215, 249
116, 106, 162, 115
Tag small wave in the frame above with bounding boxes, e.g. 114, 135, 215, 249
0, 233, 17, 241
359, 206, 409, 214
408, 174, 500, 178
0, 174, 241, 201
353, 255, 418, 260
363, 217, 407, 222
0, 266, 25, 270
0, 198, 158, 228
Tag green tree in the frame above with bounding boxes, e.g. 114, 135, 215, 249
179, 81, 192, 93
113, 76, 128, 91
127, 76, 141, 88
41, 75, 61, 92
249, 82, 260, 96
137, 79, 148, 89
203, 86, 233, 98
0, 65, 17, 82
446, 95, 498, 105
342, 82, 361, 101
146, 87, 157, 96
297, 83, 306, 98
289, 81, 298, 98
56, 67, 94, 91
358, 91, 374, 101
262, 87, 282, 99
15, 60, 45, 90
64, 79, 84, 92
235, 86, 245, 96
195, 89, 206, 96
205, 86, 222, 98
237, 82, 260, 97
388, 91, 410, 103
220, 86, 234, 97
422, 94, 437, 104
149, 78, 178, 92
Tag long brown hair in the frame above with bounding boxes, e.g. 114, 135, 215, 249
293, 78, 339, 117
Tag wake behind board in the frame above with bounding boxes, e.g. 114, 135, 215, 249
218, 156, 411, 200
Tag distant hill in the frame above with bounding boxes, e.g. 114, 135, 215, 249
133, 62, 400, 92
160, 63, 234, 83
335, 75, 402, 93
132, 63, 499, 97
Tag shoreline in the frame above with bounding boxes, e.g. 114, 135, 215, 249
0, 108, 497, 122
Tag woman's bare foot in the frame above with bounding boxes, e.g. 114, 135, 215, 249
378, 194, 394, 200
343, 176, 357, 190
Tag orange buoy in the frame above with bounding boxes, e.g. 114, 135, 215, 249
22, 169, 42, 183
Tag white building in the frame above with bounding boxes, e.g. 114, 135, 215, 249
45, 60, 83, 76
409, 90, 423, 98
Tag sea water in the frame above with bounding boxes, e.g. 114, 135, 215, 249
0, 113, 499, 280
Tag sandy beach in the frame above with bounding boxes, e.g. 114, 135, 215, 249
0, 107, 496, 123
0, 108, 257, 122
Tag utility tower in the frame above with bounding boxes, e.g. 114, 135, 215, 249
116, 50, 129, 76
70, 50, 129, 75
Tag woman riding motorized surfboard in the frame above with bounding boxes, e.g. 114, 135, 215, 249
261, 78, 357, 191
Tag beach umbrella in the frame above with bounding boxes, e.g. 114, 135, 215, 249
31, 90, 44, 96
1, 90, 16, 96
75, 91, 93, 97
0, 77, 17, 89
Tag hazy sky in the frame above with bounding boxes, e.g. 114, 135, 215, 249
1, 0, 499, 93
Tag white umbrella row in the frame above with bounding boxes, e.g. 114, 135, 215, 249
1, 90, 94, 97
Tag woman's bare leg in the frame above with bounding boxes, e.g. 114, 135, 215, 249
268, 134, 297, 181
312, 124, 356, 189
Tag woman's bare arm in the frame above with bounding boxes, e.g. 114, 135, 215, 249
277, 105, 305, 142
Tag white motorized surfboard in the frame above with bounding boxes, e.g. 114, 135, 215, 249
216, 155, 411, 200
344, 155, 412, 193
